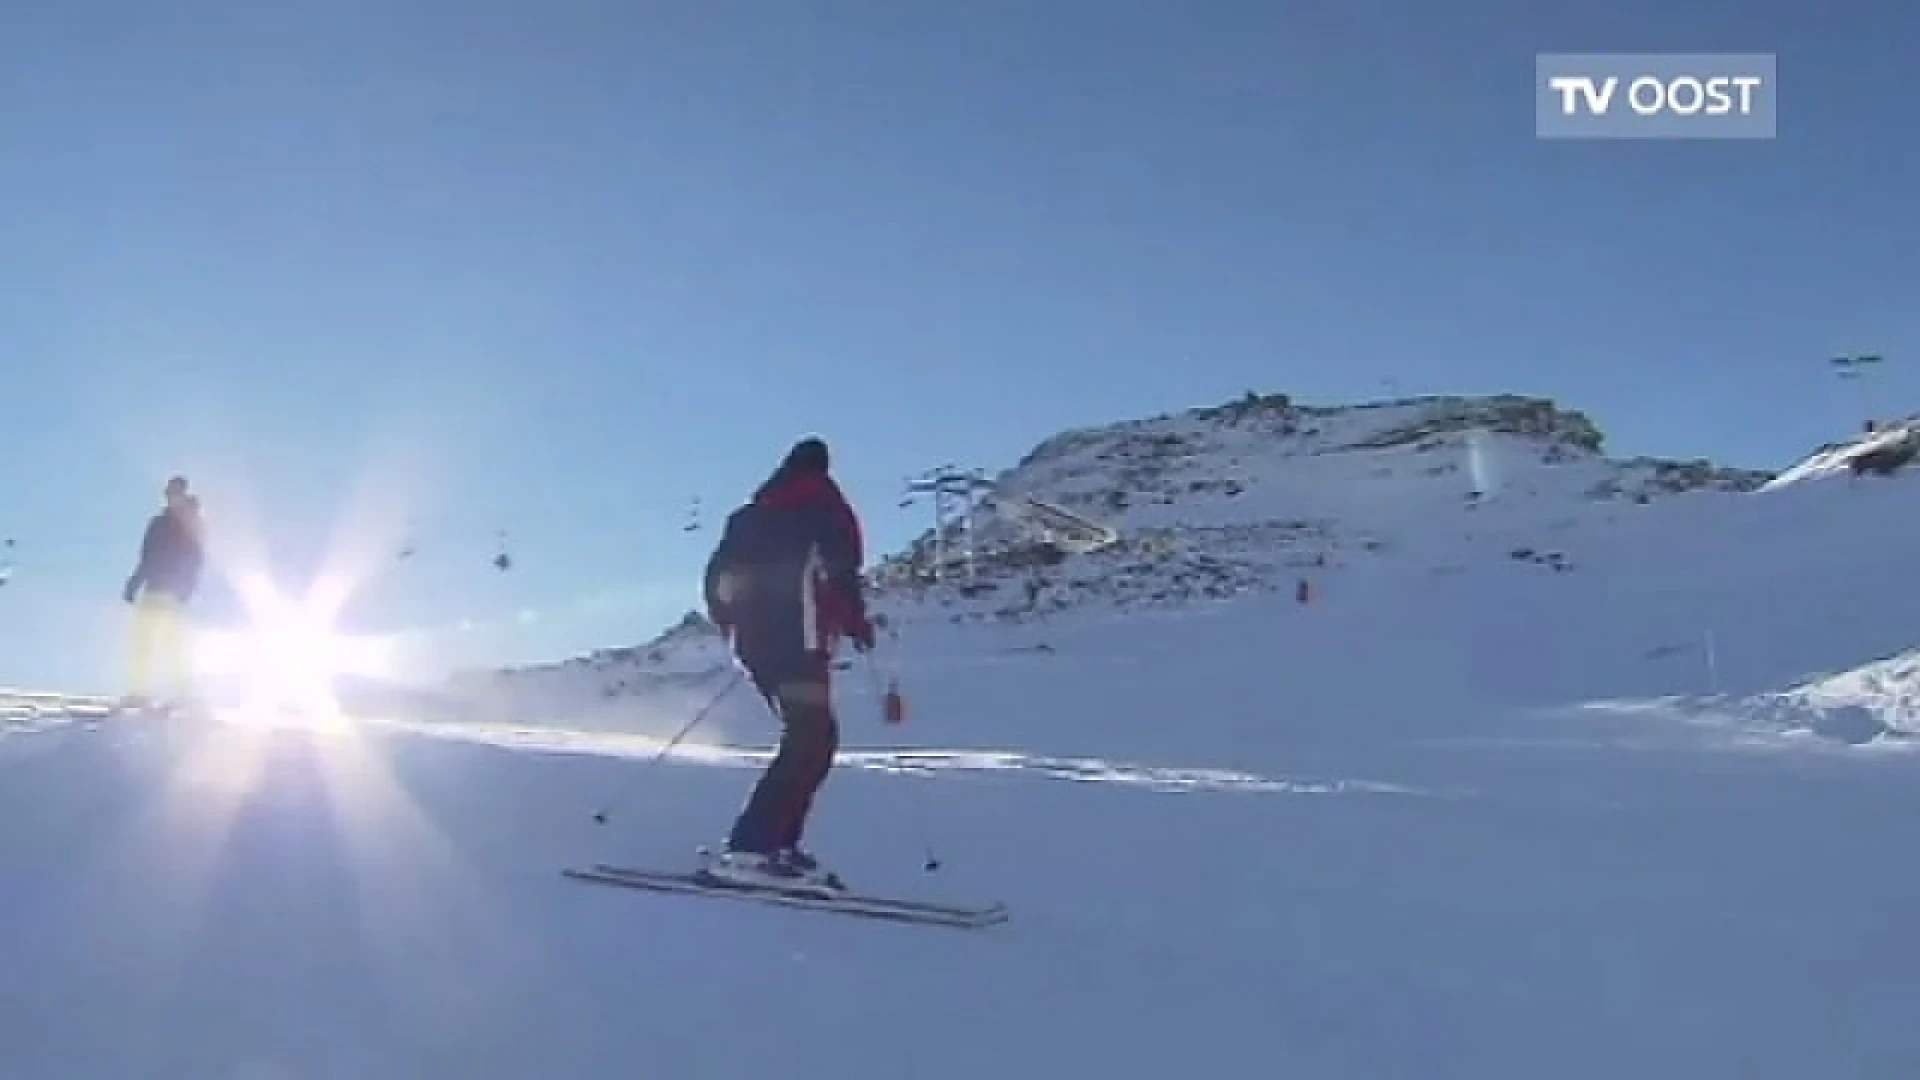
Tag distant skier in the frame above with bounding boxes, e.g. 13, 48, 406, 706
702, 436, 875, 890
122, 475, 205, 709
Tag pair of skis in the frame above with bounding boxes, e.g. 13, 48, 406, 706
563, 862, 1007, 930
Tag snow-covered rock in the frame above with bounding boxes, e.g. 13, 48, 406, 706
872, 391, 1769, 625
1761, 414, 1920, 489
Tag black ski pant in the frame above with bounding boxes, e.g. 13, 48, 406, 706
728, 649, 839, 856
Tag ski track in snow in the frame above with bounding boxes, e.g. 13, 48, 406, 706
356, 716, 1444, 799
839, 748, 1435, 796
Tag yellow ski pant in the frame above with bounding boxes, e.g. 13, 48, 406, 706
127, 592, 193, 701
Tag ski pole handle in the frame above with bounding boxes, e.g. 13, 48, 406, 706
864, 654, 906, 725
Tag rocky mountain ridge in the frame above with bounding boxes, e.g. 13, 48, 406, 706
478, 390, 1777, 700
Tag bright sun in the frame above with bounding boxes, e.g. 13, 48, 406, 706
193, 572, 392, 716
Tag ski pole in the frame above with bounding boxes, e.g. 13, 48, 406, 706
863, 651, 906, 726
591, 667, 745, 825
861, 653, 941, 872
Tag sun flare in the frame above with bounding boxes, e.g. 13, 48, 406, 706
193, 572, 393, 717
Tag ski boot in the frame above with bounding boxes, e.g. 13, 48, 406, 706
775, 847, 846, 893
696, 845, 845, 896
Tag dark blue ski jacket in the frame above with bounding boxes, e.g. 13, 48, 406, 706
704, 465, 868, 678
125, 509, 204, 603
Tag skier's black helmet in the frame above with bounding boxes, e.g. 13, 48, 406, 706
784, 437, 829, 474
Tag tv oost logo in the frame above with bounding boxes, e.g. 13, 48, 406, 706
1546, 72, 1766, 120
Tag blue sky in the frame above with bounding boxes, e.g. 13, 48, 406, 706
0, 0, 1913, 693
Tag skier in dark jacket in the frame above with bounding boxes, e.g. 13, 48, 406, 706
123, 475, 206, 706
701, 436, 874, 891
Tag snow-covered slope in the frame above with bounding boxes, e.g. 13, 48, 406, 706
8, 389, 1920, 1077
430, 611, 739, 731
7, 585, 1920, 1077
